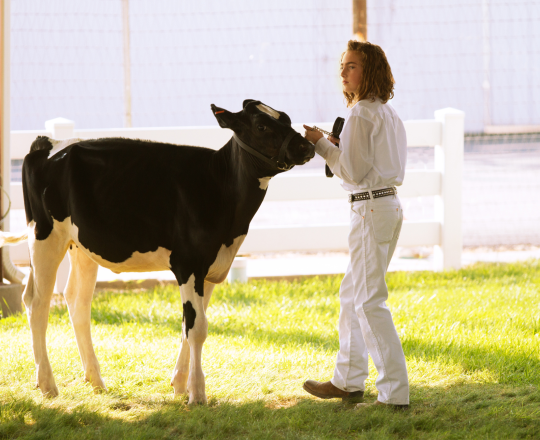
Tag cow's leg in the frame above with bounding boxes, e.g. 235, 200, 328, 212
171, 275, 213, 404
22, 227, 69, 397
63, 246, 105, 392
171, 280, 215, 398
171, 280, 215, 395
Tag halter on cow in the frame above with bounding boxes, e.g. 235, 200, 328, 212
232, 131, 301, 171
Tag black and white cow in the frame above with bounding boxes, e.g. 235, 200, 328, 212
0, 100, 314, 404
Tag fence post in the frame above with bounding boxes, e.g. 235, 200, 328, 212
433, 108, 465, 270
44, 117, 74, 293
45, 117, 75, 140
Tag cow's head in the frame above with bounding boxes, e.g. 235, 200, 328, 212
211, 100, 315, 173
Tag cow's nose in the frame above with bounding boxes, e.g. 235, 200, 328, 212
299, 143, 315, 163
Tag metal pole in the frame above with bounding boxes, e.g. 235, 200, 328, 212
122, 0, 132, 127
352, 0, 367, 41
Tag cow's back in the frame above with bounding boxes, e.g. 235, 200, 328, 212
23, 137, 222, 264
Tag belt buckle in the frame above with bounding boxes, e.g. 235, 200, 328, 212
348, 194, 353, 203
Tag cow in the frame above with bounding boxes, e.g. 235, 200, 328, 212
0, 100, 315, 404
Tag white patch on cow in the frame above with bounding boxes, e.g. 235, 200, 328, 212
256, 104, 280, 119
23, 217, 71, 397
175, 273, 208, 404
206, 235, 246, 284
63, 244, 106, 391
258, 176, 271, 190
68, 219, 172, 273
49, 138, 84, 158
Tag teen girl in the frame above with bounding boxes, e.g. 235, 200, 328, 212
303, 40, 409, 408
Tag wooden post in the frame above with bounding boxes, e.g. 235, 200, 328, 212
0, 0, 6, 283
481, 0, 491, 128
122, 0, 132, 128
352, 0, 367, 41
0, 0, 23, 317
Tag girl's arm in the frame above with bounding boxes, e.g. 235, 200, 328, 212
314, 115, 375, 185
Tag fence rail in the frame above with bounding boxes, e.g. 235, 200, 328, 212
8, 108, 464, 283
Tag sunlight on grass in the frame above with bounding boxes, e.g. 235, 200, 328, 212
1, 260, 539, 439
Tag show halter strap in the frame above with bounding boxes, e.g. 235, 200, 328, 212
233, 131, 300, 171
233, 134, 276, 167
276, 130, 298, 170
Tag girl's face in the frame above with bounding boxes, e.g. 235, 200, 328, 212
340, 50, 363, 94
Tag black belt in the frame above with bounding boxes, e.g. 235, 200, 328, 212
348, 187, 397, 203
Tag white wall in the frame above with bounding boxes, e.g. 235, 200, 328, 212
10, 1, 539, 133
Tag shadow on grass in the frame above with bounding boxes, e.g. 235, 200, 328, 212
2, 383, 540, 440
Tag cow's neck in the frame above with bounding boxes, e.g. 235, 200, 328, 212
213, 138, 284, 239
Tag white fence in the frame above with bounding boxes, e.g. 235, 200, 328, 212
8, 108, 464, 275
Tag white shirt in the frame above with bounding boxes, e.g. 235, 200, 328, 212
315, 98, 407, 192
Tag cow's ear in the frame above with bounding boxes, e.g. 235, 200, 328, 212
242, 99, 258, 108
279, 112, 292, 126
211, 104, 242, 130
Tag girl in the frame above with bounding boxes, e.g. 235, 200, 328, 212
302, 40, 409, 409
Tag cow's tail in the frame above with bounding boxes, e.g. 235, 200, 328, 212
29, 135, 54, 153
0, 229, 29, 248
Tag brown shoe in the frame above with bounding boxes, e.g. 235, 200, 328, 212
356, 400, 409, 410
303, 380, 364, 403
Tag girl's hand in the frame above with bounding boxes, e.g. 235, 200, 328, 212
303, 124, 324, 144
328, 135, 340, 145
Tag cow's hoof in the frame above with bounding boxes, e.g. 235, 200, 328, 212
171, 375, 189, 396
172, 384, 188, 396
92, 384, 108, 394
187, 385, 207, 405
39, 383, 59, 398
37, 374, 59, 398
86, 375, 107, 393
188, 395, 207, 406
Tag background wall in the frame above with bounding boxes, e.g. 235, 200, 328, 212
10, 0, 540, 133
8, 0, 540, 248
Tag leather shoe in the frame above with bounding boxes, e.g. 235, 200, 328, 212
303, 380, 364, 402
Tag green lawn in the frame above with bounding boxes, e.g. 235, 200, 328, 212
1, 260, 539, 439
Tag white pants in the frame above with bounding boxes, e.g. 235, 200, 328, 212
331, 195, 409, 405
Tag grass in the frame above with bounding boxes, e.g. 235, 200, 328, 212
1, 260, 539, 439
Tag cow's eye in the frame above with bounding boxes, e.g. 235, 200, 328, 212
257, 125, 267, 132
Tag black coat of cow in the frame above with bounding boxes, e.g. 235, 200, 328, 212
24, 100, 313, 288
12, 99, 314, 402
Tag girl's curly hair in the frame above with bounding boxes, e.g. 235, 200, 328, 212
342, 40, 395, 107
